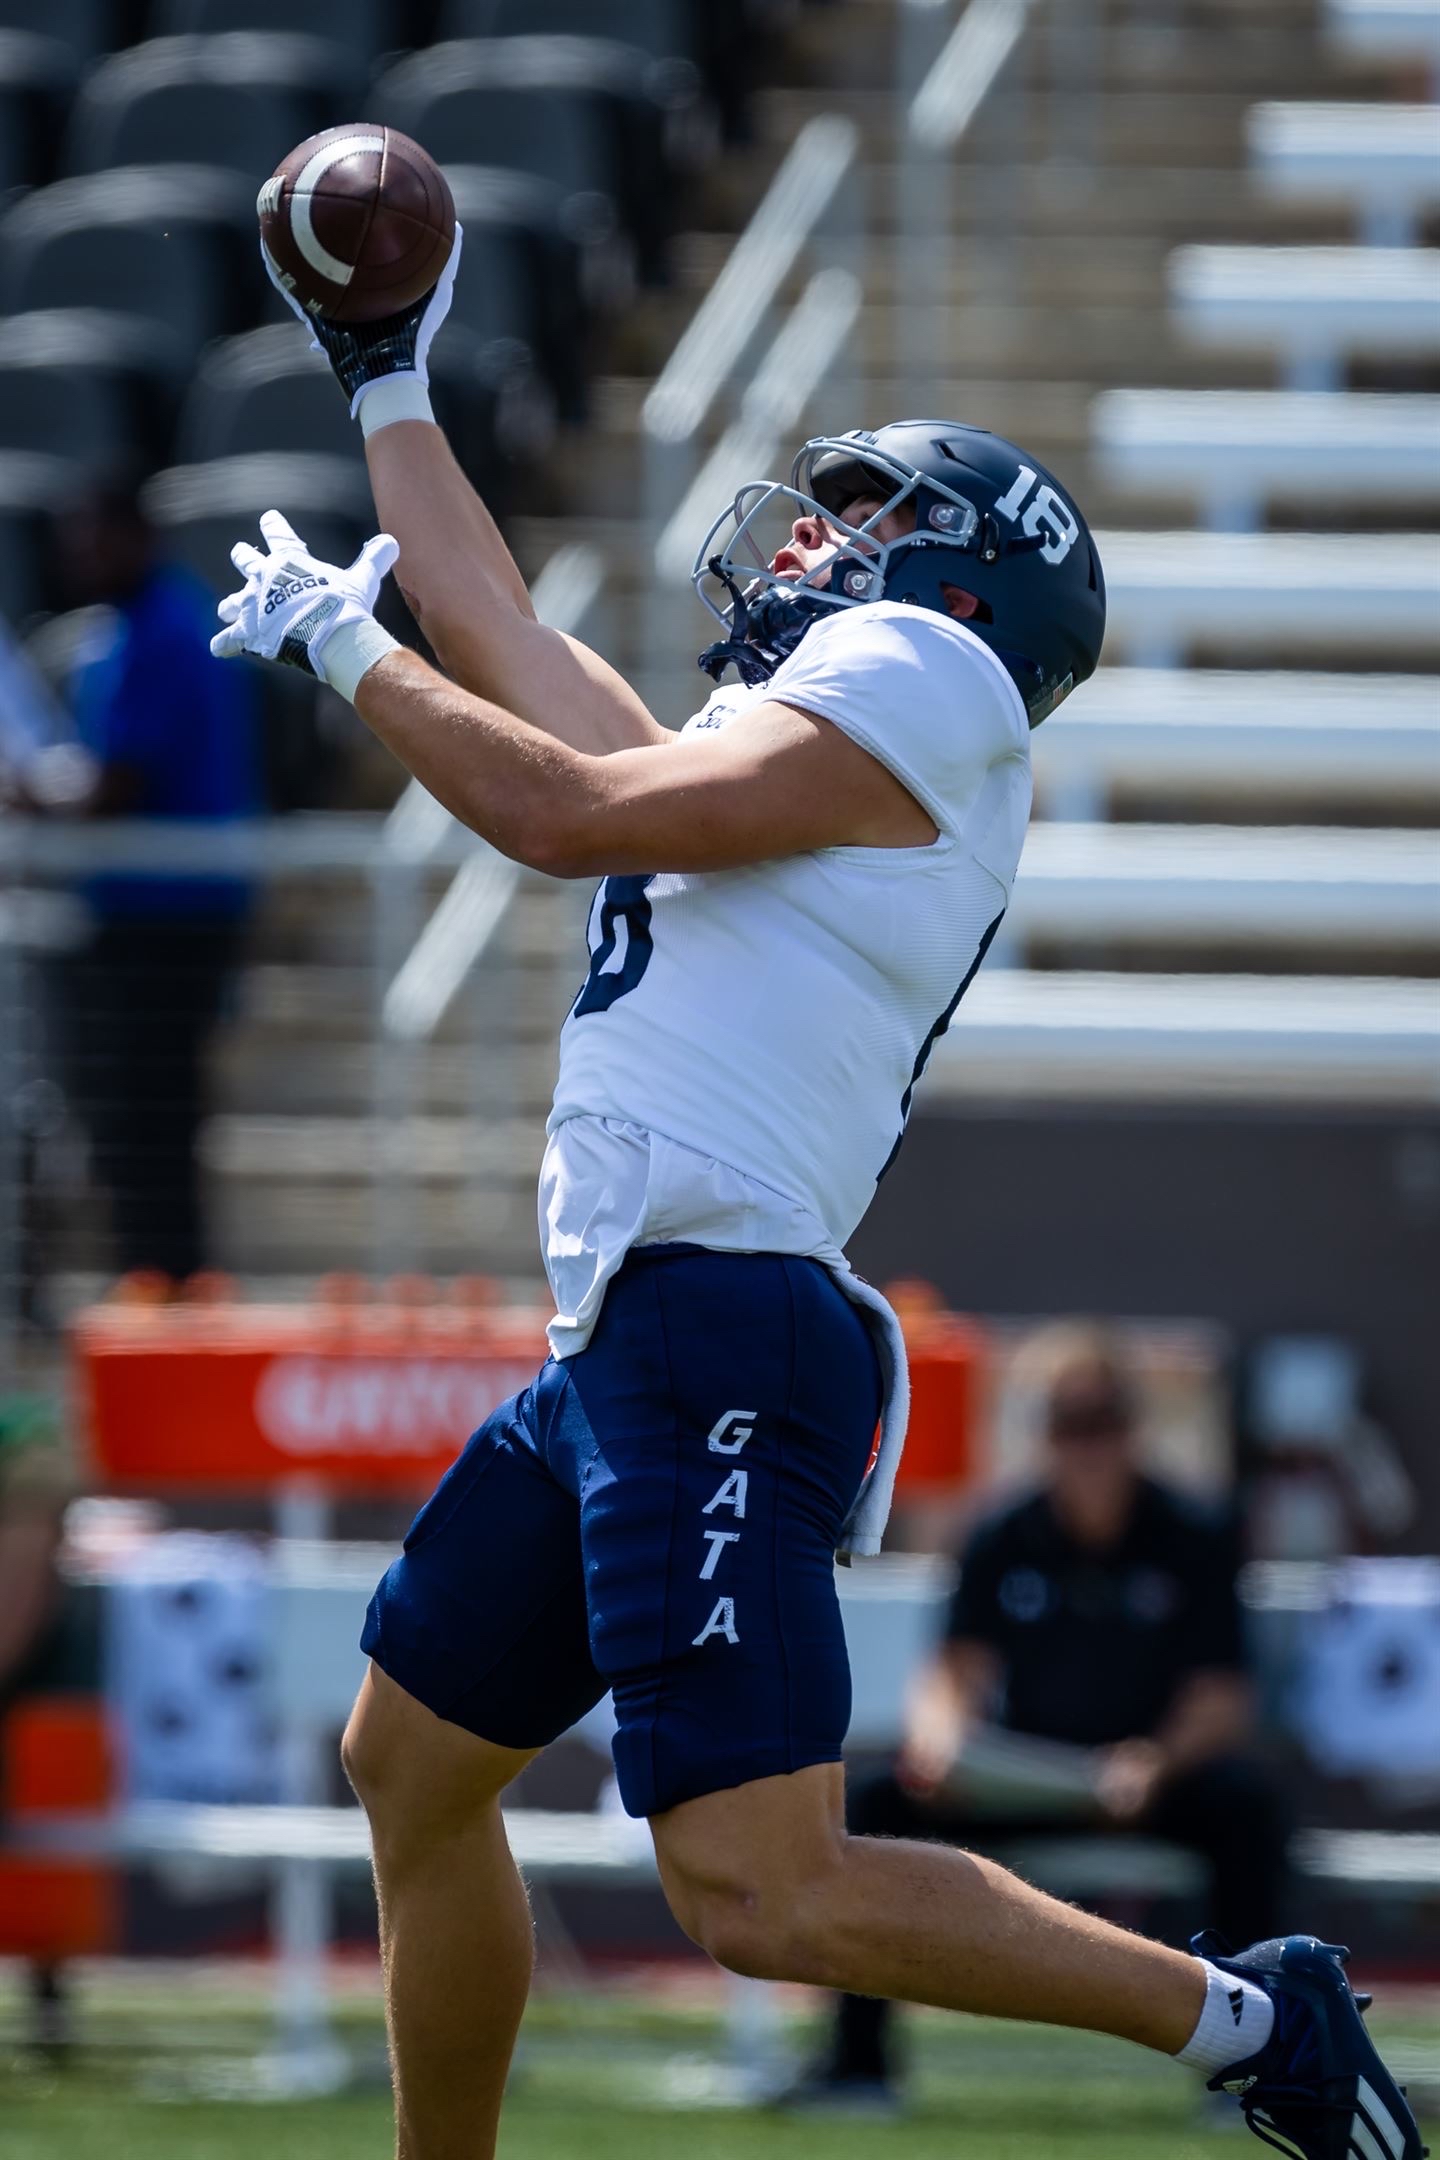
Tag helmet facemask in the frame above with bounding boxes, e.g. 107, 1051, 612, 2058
691, 454, 982, 686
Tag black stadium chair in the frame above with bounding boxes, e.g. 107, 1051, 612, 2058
0, 31, 79, 193
177, 327, 361, 465
1, 166, 263, 357
63, 34, 351, 180
0, 342, 131, 467
0, 451, 85, 626
152, 0, 394, 70
444, 163, 607, 424
141, 450, 375, 601
0, 0, 115, 67
438, 0, 696, 62
430, 336, 554, 514
0, 309, 181, 470
183, 319, 549, 522
434, 0, 757, 143
373, 42, 608, 209
419, 214, 547, 371
374, 37, 698, 284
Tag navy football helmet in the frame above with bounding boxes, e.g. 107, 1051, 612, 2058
692, 419, 1106, 725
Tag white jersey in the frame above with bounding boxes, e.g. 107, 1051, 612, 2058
540, 601, 1032, 1552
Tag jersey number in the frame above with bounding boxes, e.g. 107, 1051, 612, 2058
573, 875, 656, 1015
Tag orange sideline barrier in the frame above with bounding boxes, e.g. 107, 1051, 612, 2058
0, 1697, 118, 1959
74, 1281, 987, 1499
74, 1289, 551, 1493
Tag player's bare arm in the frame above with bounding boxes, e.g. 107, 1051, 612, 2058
260, 184, 664, 757
352, 648, 937, 872
362, 417, 669, 756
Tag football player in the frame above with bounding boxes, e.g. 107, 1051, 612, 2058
213, 236, 1423, 2160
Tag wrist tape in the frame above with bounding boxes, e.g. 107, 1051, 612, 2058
356, 377, 437, 435
317, 618, 401, 704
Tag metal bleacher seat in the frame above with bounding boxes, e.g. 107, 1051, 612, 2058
1249, 101, 1440, 248
1031, 669, 1440, 817
936, 972, 1440, 1104
64, 34, 349, 180
0, 30, 77, 193
1008, 823, 1440, 957
1097, 527, 1440, 666
1169, 243, 1440, 390
1091, 390, 1440, 528
1, 167, 262, 358
142, 451, 374, 601
1327, 0, 1440, 83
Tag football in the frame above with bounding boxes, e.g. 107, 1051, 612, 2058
257, 124, 455, 325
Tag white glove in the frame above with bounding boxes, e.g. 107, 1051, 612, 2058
211, 510, 400, 703
262, 222, 464, 434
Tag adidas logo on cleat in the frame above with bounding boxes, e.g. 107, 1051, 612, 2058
1220, 2075, 1257, 2096
1355, 2075, 1414, 2160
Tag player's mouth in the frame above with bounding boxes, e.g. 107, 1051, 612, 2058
770, 547, 833, 583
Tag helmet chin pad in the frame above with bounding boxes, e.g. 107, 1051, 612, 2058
697, 572, 835, 687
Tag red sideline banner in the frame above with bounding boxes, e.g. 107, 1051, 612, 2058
75, 1310, 549, 1492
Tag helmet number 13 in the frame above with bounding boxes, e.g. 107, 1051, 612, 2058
993, 464, 1080, 565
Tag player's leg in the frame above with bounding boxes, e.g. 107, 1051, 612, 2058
582, 1241, 1199, 2044
350, 1375, 608, 2160
798, 1769, 1047, 2100
573, 1247, 1193, 2035
651, 1759, 1205, 2051
342, 1665, 537, 2160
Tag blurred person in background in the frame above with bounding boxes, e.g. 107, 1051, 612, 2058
794, 1322, 1293, 2113
21, 475, 260, 1285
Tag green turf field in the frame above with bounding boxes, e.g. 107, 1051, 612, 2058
3, 1968, 1437, 2159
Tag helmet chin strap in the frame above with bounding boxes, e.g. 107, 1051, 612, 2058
698, 560, 836, 686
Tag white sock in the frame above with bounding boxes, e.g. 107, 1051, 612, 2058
1175, 1958, 1275, 2073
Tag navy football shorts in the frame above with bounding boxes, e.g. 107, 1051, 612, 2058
361, 1244, 881, 1818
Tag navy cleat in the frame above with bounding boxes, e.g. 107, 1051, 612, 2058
1192, 1930, 1428, 2160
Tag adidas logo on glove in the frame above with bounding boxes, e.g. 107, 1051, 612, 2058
264, 570, 330, 615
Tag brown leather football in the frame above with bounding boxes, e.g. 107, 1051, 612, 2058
258, 124, 455, 325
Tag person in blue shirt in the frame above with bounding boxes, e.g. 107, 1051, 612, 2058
42, 476, 260, 1283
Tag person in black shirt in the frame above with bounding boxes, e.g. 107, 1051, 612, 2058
793, 1324, 1292, 2112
